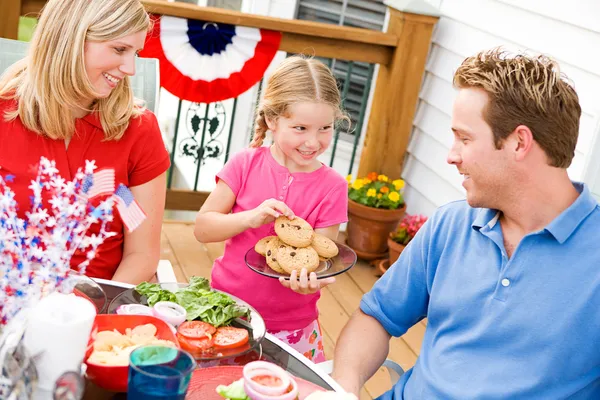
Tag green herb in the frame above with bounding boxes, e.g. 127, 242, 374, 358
135, 276, 251, 327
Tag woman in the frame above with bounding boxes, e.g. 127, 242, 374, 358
0, 0, 170, 284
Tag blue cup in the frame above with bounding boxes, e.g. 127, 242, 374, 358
127, 345, 196, 400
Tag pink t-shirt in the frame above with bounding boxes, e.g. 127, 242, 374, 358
210, 146, 348, 331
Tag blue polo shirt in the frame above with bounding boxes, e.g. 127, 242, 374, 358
361, 182, 600, 399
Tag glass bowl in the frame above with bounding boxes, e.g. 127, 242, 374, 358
66, 274, 108, 314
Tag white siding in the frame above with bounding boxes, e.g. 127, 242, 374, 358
402, 0, 600, 215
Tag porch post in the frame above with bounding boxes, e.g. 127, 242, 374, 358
357, 0, 439, 179
0, 0, 22, 40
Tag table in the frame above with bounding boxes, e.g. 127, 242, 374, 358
83, 279, 343, 399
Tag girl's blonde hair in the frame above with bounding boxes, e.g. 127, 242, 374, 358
250, 56, 350, 148
0, 0, 150, 141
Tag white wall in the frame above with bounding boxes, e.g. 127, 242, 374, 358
402, 0, 600, 215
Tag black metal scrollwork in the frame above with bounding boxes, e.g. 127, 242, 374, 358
179, 102, 227, 164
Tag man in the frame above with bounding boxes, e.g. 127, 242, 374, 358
332, 49, 600, 399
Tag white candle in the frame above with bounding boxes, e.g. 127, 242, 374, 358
23, 292, 96, 391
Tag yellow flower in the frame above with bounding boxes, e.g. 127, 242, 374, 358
351, 179, 364, 190
378, 174, 389, 182
377, 193, 383, 199
388, 192, 400, 202
393, 179, 405, 190
363, 178, 372, 184
346, 174, 353, 183
367, 188, 376, 197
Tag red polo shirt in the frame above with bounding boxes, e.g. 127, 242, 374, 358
0, 99, 170, 279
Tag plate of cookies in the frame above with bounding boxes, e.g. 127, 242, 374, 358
244, 216, 357, 280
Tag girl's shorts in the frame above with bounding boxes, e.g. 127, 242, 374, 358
268, 319, 326, 363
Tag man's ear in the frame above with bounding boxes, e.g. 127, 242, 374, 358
512, 124, 534, 161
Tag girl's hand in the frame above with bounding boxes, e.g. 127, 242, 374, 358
279, 269, 335, 294
244, 198, 294, 229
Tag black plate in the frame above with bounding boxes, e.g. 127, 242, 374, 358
244, 241, 357, 280
107, 283, 266, 361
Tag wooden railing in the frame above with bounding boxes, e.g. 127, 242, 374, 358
0, 0, 439, 211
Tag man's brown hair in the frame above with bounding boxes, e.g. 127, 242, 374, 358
453, 48, 581, 168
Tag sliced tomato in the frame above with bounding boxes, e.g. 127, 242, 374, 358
176, 332, 215, 356
177, 321, 216, 339
213, 327, 249, 349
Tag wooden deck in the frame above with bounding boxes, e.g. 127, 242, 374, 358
161, 220, 426, 399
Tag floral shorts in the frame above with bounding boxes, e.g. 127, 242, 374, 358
269, 319, 326, 363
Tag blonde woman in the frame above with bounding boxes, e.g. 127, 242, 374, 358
0, 0, 169, 284
194, 56, 350, 361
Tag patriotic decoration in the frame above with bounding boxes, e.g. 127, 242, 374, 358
0, 158, 146, 329
140, 14, 282, 103
80, 168, 115, 198
114, 184, 146, 233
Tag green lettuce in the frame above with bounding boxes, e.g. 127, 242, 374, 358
216, 379, 249, 400
134, 281, 177, 304
134, 276, 250, 327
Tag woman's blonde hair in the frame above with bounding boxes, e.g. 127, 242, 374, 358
0, 0, 150, 141
250, 56, 350, 148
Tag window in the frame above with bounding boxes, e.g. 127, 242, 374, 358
296, 0, 386, 30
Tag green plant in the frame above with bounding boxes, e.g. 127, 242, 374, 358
347, 172, 405, 210
390, 214, 427, 245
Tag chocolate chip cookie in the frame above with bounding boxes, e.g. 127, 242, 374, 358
277, 244, 320, 274
274, 216, 314, 247
311, 233, 339, 259
265, 237, 286, 274
254, 235, 276, 256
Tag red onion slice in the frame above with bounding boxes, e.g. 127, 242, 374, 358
243, 375, 298, 400
152, 301, 187, 326
242, 361, 294, 398
115, 304, 153, 316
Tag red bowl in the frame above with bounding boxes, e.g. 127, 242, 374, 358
84, 314, 180, 393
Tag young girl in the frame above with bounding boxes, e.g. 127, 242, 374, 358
194, 56, 350, 362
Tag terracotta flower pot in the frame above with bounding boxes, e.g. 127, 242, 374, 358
346, 199, 406, 260
387, 236, 406, 265
376, 258, 390, 276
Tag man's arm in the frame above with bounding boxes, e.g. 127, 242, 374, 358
332, 209, 437, 394
332, 309, 392, 396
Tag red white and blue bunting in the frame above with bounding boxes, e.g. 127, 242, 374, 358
140, 14, 282, 103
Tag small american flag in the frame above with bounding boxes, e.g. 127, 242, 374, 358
114, 184, 146, 232
81, 169, 115, 198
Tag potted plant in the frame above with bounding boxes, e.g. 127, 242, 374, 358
377, 214, 428, 276
346, 172, 406, 260
388, 214, 428, 262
